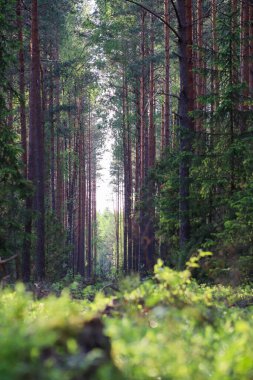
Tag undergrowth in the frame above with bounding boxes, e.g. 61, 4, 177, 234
0, 252, 252, 380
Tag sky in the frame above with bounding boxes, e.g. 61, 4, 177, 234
96, 136, 114, 213
84, 0, 115, 213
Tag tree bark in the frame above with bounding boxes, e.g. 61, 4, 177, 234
87, 100, 93, 279
17, 0, 31, 282
92, 157, 97, 277
249, 4, 253, 104
133, 79, 141, 272
29, 0, 45, 280
177, 0, 194, 258
240, 0, 250, 115
55, 43, 64, 223
17, 0, 27, 177
49, 49, 56, 211
195, 0, 203, 131
77, 98, 85, 277
122, 72, 128, 273
126, 80, 133, 272
164, 0, 170, 149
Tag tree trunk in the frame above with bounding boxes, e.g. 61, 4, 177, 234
139, 9, 149, 272
122, 72, 128, 273
77, 98, 85, 276
145, 13, 156, 270
211, 0, 219, 113
164, 0, 170, 149
17, 0, 27, 177
195, 0, 203, 131
49, 49, 56, 211
177, 0, 194, 258
115, 163, 120, 271
87, 100, 92, 279
55, 43, 64, 223
92, 158, 97, 277
149, 14, 156, 169
126, 80, 133, 273
17, 0, 31, 282
249, 5, 253, 104
133, 80, 141, 272
240, 0, 249, 116
29, 0, 45, 280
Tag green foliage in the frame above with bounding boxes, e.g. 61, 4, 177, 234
45, 212, 71, 281
97, 209, 118, 278
154, 5, 253, 279
0, 0, 29, 261
0, 284, 113, 380
106, 260, 253, 380
0, 128, 29, 258
1, 259, 252, 379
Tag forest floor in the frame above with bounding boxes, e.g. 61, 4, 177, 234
1, 260, 253, 380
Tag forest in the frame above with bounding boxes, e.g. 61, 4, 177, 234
0, 0, 253, 379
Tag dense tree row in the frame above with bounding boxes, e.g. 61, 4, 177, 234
1, 0, 102, 281
1, 0, 253, 282
92, 0, 253, 279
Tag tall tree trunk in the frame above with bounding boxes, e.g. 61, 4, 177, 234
55, 43, 64, 223
115, 162, 120, 271
249, 5, 253, 103
196, 0, 203, 131
145, 13, 156, 270
68, 127, 78, 271
241, 0, 249, 116
164, 0, 170, 149
133, 80, 141, 272
29, 0, 45, 280
149, 14, 156, 169
211, 0, 219, 113
139, 9, 149, 272
126, 80, 133, 272
230, 0, 238, 192
71, 117, 79, 274
49, 50, 56, 211
17, 0, 31, 282
122, 72, 128, 273
17, 0, 27, 177
140, 10, 146, 186
87, 100, 92, 279
77, 99, 85, 276
161, 103, 165, 152
92, 158, 97, 277
177, 0, 194, 259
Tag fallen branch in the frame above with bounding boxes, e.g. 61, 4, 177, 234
0, 254, 18, 265
100, 283, 119, 293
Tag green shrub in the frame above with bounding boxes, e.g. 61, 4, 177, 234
0, 258, 252, 380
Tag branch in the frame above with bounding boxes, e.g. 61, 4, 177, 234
124, 0, 180, 41
21, 0, 30, 12
157, 91, 180, 100
100, 283, 119, 292
0, 254, 18, 265
170, 0, 182, 28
